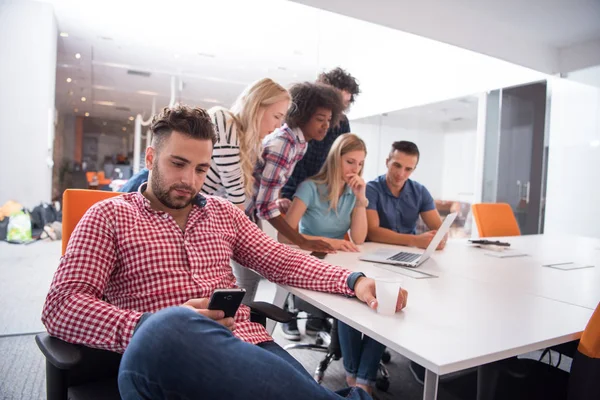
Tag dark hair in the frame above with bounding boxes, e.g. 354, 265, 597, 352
151, 104, 216, 151
390, 141, 420, 162
286, 82, 344, 130
317, 67, 360, 104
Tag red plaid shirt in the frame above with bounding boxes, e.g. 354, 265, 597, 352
42, 187, 354, 353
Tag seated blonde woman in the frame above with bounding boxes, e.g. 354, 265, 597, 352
278, 133, 368, 251
278, 134, 388, 396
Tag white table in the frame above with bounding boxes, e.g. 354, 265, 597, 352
271, 234, 599, 400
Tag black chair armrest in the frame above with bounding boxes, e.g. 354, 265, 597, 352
248, 301, 293, 323
35, 332, 83, 370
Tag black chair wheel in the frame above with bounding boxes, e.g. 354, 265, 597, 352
315, 337, 324, 346
376, 376, 390, 392
381, 350, 391, 364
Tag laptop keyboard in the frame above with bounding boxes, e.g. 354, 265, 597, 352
387, 251, 421, 263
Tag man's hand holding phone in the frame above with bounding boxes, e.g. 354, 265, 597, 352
182, 297, 236, 331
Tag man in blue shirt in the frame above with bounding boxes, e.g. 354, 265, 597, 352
366, 140, 445, 249
365, 140, 445, 384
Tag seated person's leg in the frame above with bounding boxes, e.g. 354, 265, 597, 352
337, 321, 363, 387
118, 307, 372, 400
356, 335, 386, 389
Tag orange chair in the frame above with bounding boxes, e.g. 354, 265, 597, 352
96, 171, 112, 186
85, 171, 97, 183
471, 203, 521, 237
61, 189, 121, 254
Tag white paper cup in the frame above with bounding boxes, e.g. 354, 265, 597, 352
375, 277, 402, 316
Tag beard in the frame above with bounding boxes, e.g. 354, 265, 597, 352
150, 161, 196, 210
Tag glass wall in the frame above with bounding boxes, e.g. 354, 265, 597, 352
351, 95, 480, 238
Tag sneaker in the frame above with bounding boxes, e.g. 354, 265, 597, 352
306, 317, 331, 336
282, 319, 301, 341
409, 361, 425, 385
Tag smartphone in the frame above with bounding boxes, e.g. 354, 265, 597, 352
310, 251, 328, 260
208, 288, 246, 318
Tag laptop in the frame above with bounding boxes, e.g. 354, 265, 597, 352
360, 212, 457, 268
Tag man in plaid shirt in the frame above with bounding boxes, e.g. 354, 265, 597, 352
42, 104, 408, 400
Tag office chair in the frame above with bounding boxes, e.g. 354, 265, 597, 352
471, 203, 521, 237
36, 189, 293, 400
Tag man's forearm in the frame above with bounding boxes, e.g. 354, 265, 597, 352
367, 226, 414, 247
268, 215, 306, 246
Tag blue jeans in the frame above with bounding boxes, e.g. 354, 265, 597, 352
337, 321, 386, 386
118, 307, 372, 400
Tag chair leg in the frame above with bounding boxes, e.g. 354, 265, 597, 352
314, 351, 337, 383
45, 360, 68, 400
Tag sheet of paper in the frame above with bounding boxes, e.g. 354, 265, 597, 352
484, 250, 528, 258
542, 263, 595, 271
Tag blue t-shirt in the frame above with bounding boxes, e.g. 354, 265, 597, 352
366, 175, 435, 234
294, 180, 356, 240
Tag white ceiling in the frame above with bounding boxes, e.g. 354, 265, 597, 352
45, 0, 548, 128
291, 0, 600, 75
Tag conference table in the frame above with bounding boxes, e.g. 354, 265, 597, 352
269, 234, 600, 400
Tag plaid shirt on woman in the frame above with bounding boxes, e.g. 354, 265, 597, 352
247, 124, 308, 221
42, 185, 354, 353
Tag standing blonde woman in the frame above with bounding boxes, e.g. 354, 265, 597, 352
120, 78, 290, 303
205, 78, 290, 210
206, 78, 290, 303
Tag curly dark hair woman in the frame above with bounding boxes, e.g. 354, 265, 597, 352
317, 67, 360, 104
286, 82, 344, 133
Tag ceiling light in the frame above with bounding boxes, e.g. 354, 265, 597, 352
75, 53, 81, 59
85, 112, 90, 117
128, 116, 135, 121
122, 127, 127, 132
81, 97, 86, 102
68, 90, 73, 96
74, 108, 79, 113
60, 32, 69, 38
93, 100, 116, 106
66, 77, 72, 83
136, 90, 159, 96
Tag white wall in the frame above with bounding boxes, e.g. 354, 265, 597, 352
0, 1, 57, 208
442, 129, 478, 202
544, 78, 600, 238
351, 118, 478, 202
